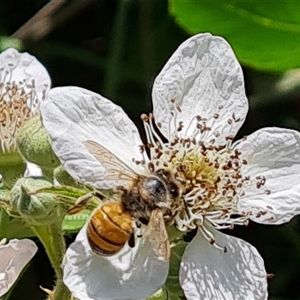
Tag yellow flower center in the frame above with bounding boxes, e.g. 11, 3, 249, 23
173, 152, 219, 195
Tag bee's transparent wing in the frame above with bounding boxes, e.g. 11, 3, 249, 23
84, 140, 139, 184
41, 86, 145, 189
144, 209, 170, 262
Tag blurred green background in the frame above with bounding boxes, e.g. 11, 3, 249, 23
1, 0, 300, 299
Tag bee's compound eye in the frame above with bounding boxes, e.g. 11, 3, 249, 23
144, 178, 166, 196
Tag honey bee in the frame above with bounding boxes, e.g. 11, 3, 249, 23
68, 140, 181, 262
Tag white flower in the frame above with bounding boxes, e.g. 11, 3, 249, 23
0, 238, 38, 297
0, 48, 50, 176
40, 33, 300, 300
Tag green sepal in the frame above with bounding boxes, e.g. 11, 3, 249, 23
54, 165, 86, 188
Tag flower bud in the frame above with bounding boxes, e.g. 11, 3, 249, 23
10, 178, 62, 225
16, 115, 60, 180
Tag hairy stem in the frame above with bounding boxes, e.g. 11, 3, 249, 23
30, 218, 70, 300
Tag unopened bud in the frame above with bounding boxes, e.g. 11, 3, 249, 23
16, 115, 60, 170
10, 178, 62, 225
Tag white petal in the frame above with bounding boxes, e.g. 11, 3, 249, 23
152, 33, 248, 144
63, 225, 168, 300
236, 127, 300, 224
179, 229, 267, 300
0, 239, 38, 297
0, 48, 51, 111
41, 86, 145, 189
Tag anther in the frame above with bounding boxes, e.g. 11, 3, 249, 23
176, 106, 182, 112
232, 113, 241, 123
225, 135, 235, 141
140, 113, 149, 122
148, 162, 155, 173
139, 145, 145, 153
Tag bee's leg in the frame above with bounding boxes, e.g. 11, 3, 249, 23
136, 221, 142, 228
115, 186, 128, 195
92, 190, 107, 201
68, 190, 104, 215
128, 231, 135, 248
135, 221, 143, 238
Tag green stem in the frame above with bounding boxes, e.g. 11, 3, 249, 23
53, 278, 70, 300
29, 219, 70, 300
29, 225, 63, 278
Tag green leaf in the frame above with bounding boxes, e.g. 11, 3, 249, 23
62, 210, 90, 233
170, 0, 300, 71
164, 240, 187, 300
36, 185, 89, 199
0, 36, 22, 51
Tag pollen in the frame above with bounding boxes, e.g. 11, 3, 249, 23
173, 152, 219, 194
0, 79, 38, 152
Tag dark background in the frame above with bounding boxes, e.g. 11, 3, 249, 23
1, 0, 300, 299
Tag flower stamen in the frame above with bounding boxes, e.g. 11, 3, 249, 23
0, 81, 36, 152
140, 108, 263, 248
